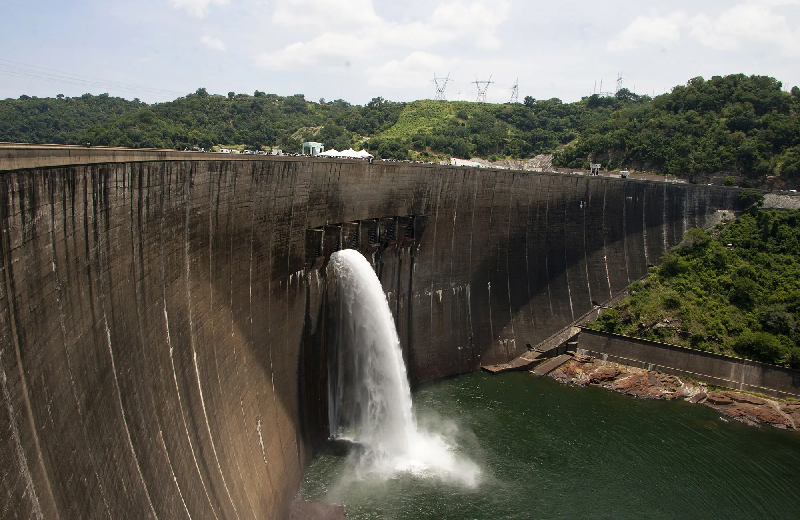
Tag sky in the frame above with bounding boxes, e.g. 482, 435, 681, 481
1, 0, 799, 105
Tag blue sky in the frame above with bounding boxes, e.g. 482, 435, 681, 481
2, 0, 799, 104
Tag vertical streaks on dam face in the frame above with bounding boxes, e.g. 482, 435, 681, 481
157, 162, 218, 520
287, 160, 312, 478
665, 184, 680, 248
0, 182, 48, 516
19, 167, 114, 518
421, 170, 450, 376
420, 167, 447, 380
603, 180, 630, 294
507, 174, 535, 355
526, 174, 551, 345
485, 170, 515, 365
0, 169, 67, 519
584, 179, 611, 303
268, 159, 305, 511
564, 176, 592, 320
139, 162, 195, 519
247, 161, 283, 519
644, 183, 666, 267
466, 171, 497, 370
624, 182, 648, 281
443, 170, 473, 374
97, 164, 158, 519
545, 175, 572, 332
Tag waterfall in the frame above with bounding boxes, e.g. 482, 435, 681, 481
327, 249, 480, 486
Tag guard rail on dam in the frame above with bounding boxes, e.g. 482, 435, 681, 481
0, 145, 743, 518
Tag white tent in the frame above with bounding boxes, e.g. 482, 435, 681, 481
316, 148, 373, 159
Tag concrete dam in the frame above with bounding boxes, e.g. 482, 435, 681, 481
0, 147, 742, 519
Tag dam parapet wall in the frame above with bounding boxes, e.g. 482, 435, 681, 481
0, 151, 742, 518
577, 328, 800, 398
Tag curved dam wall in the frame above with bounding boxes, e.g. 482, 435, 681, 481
0, 152, 742, 519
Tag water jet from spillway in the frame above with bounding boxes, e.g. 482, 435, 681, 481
326, 249, 480, 486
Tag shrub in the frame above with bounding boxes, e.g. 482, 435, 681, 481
738, 190, 765, 210
596, 309, 621, 333
733, 331, 787, 365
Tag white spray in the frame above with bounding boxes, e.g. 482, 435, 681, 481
327, 249, 480, 486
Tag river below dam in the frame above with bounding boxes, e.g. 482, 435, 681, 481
299, 371, 800, 519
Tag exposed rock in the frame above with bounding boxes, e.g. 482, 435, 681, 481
547, 358, 799, 432
611, 373, 656, 397
705, 391, 794, 429
588, 367, 620, 383
689, 392, 707, 404
781, 403, 800, 428
706, 393, 735, 406
719, 391, 767, 406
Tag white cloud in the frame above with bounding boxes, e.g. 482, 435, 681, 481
430, 0, 511, 49
256, 0, 511, 72
256, 32, 368, 70
608, 2, 800, 55
200, 35, 226, 51
367, 51, 450, 87
689, 4, 800, 54
169, 0, 229, 18
273, 0, 380, 28
608, 13, 685, 51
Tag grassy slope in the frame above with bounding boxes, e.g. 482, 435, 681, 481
377, 100, 455, 139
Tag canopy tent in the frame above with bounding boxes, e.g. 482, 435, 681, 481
317, 149, 373, 159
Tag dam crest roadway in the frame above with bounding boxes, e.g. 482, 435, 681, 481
0, 144, 743, 519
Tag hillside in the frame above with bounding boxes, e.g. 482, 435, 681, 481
2, 74, 799, 182
556, 75, 800, 182
587, 200, 800, 369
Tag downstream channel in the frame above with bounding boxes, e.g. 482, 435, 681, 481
300, 371, 800, 519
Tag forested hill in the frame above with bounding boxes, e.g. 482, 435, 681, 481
2, 74, 799, 182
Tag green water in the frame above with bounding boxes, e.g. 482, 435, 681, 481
298, 372, 800, 519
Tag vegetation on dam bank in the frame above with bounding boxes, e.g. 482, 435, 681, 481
587, 203, 800, 369
2, 74, 799, 183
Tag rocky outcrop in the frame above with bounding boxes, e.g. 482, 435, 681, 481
705, 391, 794, 429
549, 357, 800, 430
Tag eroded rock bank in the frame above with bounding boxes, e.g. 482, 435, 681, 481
548, 356, 800, 430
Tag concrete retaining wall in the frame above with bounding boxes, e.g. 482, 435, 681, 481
578, 328, 800, 398
0, 148, 742, 518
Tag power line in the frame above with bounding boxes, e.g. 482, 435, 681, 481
472, 76, 493, 103
432, 72, 452, 101
0, 59, 185, 98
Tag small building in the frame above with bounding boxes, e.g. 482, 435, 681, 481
302, 142, 324, 156
590, 163, 602, 176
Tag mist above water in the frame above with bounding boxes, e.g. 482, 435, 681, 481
326, 249, 480, 487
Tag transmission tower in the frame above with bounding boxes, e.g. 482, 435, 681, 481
510, 78, 519, 103
472, 76, 493, 103
615, 72, 624, 94
433, 73, 452, 101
